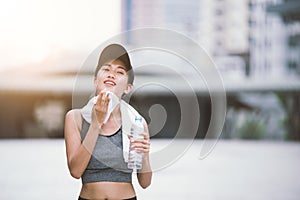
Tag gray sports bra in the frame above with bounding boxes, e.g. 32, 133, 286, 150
80, 117, 132, 184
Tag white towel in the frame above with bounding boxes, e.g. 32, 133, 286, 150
81, 92, 144, 162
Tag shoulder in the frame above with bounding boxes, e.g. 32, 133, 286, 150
65, 109, 82, 129
64, 109, 83, 142
66, 109, 81, 119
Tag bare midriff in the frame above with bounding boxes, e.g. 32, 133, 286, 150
80, 182, 136, 199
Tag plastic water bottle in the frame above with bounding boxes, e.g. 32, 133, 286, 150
128, 116, 144, 170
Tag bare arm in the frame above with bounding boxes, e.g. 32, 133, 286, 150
64, 92, 109, 179
64, 110, 99, 179
132, 120, 152, 188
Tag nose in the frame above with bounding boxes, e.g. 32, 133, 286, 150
107, 72, 115, 79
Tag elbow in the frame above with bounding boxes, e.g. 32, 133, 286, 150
141, 182, 151, 189
68, 165, 82, 179
139, 174, 152, 189
70, 171, 81, 179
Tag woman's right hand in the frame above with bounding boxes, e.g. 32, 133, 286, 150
91, 90, 110, 129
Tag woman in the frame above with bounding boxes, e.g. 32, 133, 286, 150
64, 44, 152, 200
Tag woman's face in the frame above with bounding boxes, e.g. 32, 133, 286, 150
94, 59, 132, 98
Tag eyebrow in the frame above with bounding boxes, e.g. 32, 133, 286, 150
103, 63, 127, 71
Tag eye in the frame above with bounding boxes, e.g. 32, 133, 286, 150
117, 71, 125, 75
102, 67, 109, 71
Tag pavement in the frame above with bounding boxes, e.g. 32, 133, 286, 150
0, 139, 300, 200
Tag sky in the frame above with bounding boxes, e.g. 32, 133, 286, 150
0, 0, 120, 72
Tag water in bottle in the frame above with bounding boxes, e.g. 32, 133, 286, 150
128, 116, 144, 170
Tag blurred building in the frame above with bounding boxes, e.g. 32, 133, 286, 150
122, 0, 300, 79
267, 0, 300, 76
0, 0, 299, 139
266, 0, 300, 140
120, 0, 300, 140
122, 0, 249, 79
249, 0, 288, 78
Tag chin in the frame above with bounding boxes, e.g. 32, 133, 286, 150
105, 87, 116, 93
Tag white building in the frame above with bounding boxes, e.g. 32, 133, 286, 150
121, 0, 249, 79
249, 0, 288, 79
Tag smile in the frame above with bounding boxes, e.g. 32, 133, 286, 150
104, 80, 116, 86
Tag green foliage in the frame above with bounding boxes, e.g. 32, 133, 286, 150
238, 120, 266, 140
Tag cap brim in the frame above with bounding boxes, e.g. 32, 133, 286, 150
98, 44, 132, 71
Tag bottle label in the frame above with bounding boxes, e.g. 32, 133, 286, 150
135, 116, 143, 122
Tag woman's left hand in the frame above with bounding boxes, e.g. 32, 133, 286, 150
130, 133, 150, 155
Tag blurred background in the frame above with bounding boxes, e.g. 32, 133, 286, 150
0, 0, 300, 199
0, 0, 299, 140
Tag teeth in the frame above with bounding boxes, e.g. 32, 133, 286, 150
105, 81, 115, 85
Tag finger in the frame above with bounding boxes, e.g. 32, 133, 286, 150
131, 141, 150, 149
138, 132, 150, 140
135, 143, 150, 149
98, 89, 106, 96
132, 138, 150, 143
96, 92, 104, 106
94, 94, 109, 113
134, 144, 150, 153
131, 143, 147, 149
97, 91, 107, 105
100, 95, 110, 111
101, 91, 108, 101
136, 149, 149, 154
104, 94, 110, 106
